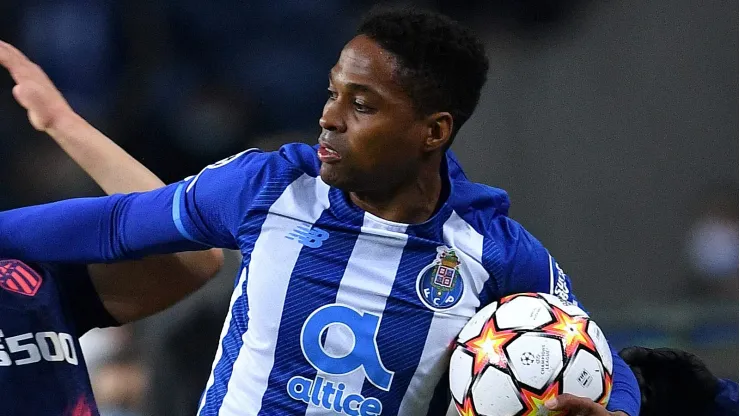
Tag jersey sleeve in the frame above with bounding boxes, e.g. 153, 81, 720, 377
48, 263, 119, 335
0, 149, 283, 263
171, 148, 282, 247
484, 215, 641, 416
483, 216, 579, 305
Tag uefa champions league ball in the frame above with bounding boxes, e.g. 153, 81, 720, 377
449, 293, 613, 416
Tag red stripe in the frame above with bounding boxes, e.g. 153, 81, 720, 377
10, 272, 32, 294
5, 279, 19, 292
15, 266, 38, 285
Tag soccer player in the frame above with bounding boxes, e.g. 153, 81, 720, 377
0, 9, 641, 416
619, 346, 738, 416
0, 42, 223, 415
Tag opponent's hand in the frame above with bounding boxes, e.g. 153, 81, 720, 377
618, 346, 719, 416
0, 40, 74, 132
544, 394, 627, 416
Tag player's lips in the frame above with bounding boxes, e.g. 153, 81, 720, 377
318, 141, 341, 163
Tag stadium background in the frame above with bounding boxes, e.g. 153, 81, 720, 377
0, 1, 736, 415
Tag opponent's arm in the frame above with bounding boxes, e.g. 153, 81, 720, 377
0, 29, 291, 267
0, 40, 164, 194
0, 143, 277, 264
1, 39, 224, 323
487, 216, 639, 416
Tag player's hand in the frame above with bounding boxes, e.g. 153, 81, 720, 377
618, 346, 719, 416
544, 394, 626, 416
0, 40, 74, 132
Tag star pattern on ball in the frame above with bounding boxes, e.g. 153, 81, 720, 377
463, 318, 518, 374
520, 382, 567, 416
541, 305, 595, 358
498, 292, 537, 305
455, 396, 477, 416
597, 370, 614, 407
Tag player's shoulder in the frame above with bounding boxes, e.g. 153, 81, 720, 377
448, 181, 538, 248
208, 142, 320, 179
449, 178, 511, 229
274, 142, 321, 177
444, 152, 535, 245
446, 150, 509, 222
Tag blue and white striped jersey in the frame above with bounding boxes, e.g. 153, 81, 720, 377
0, 143, 640, 415
169, 144, 634, 416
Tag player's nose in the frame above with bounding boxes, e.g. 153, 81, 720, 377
319, 100, 346, 133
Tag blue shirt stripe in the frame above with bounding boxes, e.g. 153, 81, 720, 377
257, 209, 363, 415
360, 240, 439, 414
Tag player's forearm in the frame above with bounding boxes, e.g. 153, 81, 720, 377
0, 187, 206, 263
0, 195, 127, 262
47, 113, 164, 194
606, 349, 641, 416
87, 249, 223, 323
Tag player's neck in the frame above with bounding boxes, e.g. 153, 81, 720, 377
349, 160, 444, 225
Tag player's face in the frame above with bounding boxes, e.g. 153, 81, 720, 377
318, 35, 430, 192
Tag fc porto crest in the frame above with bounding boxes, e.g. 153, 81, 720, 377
416, 246, 464, 311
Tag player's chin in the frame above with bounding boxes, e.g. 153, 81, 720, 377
319, 164, 344, 187
319, 164, 359, 192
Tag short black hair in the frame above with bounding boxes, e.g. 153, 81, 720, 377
357, 8, 489, 146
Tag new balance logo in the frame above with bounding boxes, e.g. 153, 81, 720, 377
286, 224, 329, 248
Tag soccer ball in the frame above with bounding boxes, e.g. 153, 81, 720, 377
449, 292, 613, 416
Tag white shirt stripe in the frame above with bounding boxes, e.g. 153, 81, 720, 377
208, 175, 330, 415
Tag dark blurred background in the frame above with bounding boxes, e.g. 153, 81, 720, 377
0, 1, 736, 415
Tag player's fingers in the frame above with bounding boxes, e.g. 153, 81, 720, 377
13, 84, 49, 131
0, 40, 17, 70
0, 40, 38, 82
0, 40, 24, 69
12, 83, 42, 110
0, 40, 32, 64
545, 393, 601, 413
0, 44, 27, 83
12, 84, 33, 108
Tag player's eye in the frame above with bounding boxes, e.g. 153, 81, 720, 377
353, 100, 375, 114
327, 89, 338, 101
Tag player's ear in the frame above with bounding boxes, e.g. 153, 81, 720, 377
423, 112, 453, 152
